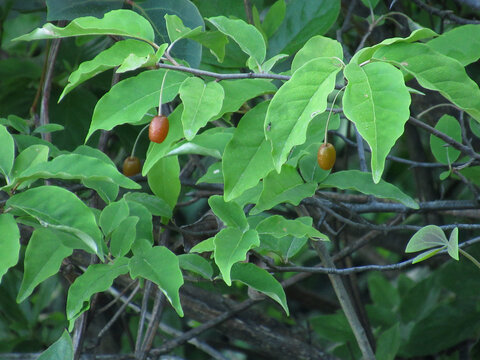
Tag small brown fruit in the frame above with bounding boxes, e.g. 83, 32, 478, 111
317, 143, 336, 170
123, 156, 141, 177
149, 115, 169, 143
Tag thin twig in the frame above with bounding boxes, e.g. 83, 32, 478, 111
409, 0, 480, 24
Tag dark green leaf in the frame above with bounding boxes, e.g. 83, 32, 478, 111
0, 125, 14, 182
429, 114, 462, 164
37, 330, 73, 360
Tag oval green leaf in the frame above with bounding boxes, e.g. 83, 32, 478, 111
0, 213, 20, 284
429, 114, 462, 164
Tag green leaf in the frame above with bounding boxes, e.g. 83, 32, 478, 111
266, 57, 342, 172
178, 253, 213, 279
86, 69, 188, 141
0, 115, 30, 134
291, 35, 343, 73
0, 214, 20, 284
259, 54, 289, 73
179, 77, 224, 140
208, 195, 248, 231
351, 28, 437, 64
129, 246, 184, 316
37, 330, 73, 360
218, 79, 276, 117
214, 228, 260, 286
427, 25, 480, 66
0, 124, 14, 181
231, 262, 289, 315
66, 257, 129, 328
165, 14, 203, 43
14, 9, 155, 43
267, 0, 340, 56
405, 225, 448, 262
251, 165, 317, 215
429, 114, 462, 164
147, 155, 180, 211
223, 101, 275, 201
9, 145, 49, 191
447, 227, 459, 261
59, 40, 154, 101
207, 16, 266, 65
367, 273, 399, 309
123, 192, 172, 218
16, 153, 140, 190
32, 123, 64, 134
190, 237, 215, 254
125, 201, 153, 243
99, 199, 130, 236
375, 324, 401, 360
17, 228, 72, 303
110, 216, 138, 257
343, 62, 411, 182
7, 186, 104, 257
168, 127, 233, 158
142, 105, 184, 176
373, 42, 480, 123
256, 215, 328, 241
361, 0, 380, 8
189, 30, 228, 63
262, 0, 286, 38
197, 162, 223, 184
318, 170, 419, 209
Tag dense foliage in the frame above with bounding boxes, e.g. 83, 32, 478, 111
1, 0, 480, 359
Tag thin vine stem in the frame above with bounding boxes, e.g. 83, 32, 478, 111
324, 86, 345, 144
130, 124, 150, 158
459, 248, 480, 270
158, 70, 169, 116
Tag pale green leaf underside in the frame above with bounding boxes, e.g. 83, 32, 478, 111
343, 62, 411, 183
14, 9, 155, 43
373, 42, 480, 123
266, 57, 342, 172
319, 170, 419, 209
405, 225, 447, 253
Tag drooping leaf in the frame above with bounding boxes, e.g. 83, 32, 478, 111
251, 165, 317, 215
66, 257, 129, 328
7, 186, 104, 257
86, 69, 188, 141
0, 214, 20, 284
351, 28, 437, 64
37, 330, 73, 360
231, 262, 289, 315
267, 0, 340, 56
33, 123, 64, 134
429, 114, 462, 164
15, 153, 140, 190
110, 216, 138, 257
291, 35, 343, 73
343, 62, 411, 183
17, 228, 72, 303
0, 125, 14, 182
147, 155, 180, 211
14, 9, 155, 43
179, 77, 225, 140
178, 253, 213, 279
318, 170, 419, 209
373, 42, 480, 123
208, 195, 248, 231
8, 145, 49, 191
265, 57, 342, 172
256, 215, 328, 241
214, 228, 260, 286
129, 246, 184, 316
223, 101, 275, 201
218, 79, 276, 117
59, 39, 155, 101
99, 199, 130, 236
427, 24, 480, 66
188, 30, 228, 62
207, 16, 266, 65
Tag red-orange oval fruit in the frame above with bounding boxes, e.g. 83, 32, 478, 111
317, 143, 336, 170
149, 115, 169, 143
123, 156, 141, 177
